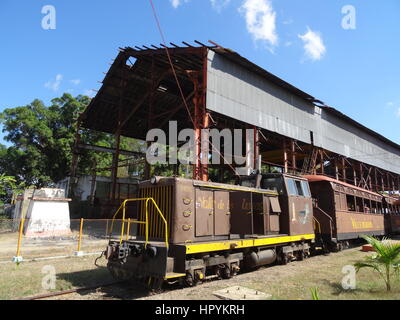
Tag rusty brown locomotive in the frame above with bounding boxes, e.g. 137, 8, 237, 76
104, 173, 400, 289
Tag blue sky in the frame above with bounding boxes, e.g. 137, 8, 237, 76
0, 0, 399, 146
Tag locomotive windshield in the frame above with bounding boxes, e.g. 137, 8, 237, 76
262, 177, 284, 195
286, 178, 311, 197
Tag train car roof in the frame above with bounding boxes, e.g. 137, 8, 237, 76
303, 175, 382, 198
142, 176, 279, 196
263, 173, 309, 181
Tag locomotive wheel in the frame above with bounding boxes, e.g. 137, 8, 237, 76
231, 263, 240, 276
147, 277, 164, 295
221, 266, 232, 279
330, 243, 342, 252
280, 253, 289, 265
213, 266, 222, 280
184, 273, 198, 287
107, 262, 130, 281
297, 251, 305, 261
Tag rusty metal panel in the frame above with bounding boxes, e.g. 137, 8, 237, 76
391, 215, 400, 233
137, 179, 174, 240
269, 197, 281, 213
195, 189, 214, 236
207, 50, 400, 174
286, 196, 314, 236
262, 195, 270, 233
269, 215, 280, 233
266, 196, 280, 233
172, 179, 195, 243
252, 193, 265, 235
335, 211, 385, 239
207, 50, 314, 145
230, 191, 253, 235
214, 191, 230, 236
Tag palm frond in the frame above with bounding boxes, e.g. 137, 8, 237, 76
310, 287, 320, 300
356, 236, 400, 291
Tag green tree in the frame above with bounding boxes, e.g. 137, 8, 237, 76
0, 173, 25, 204
354, 236, 400, 292
0, 93, 114, 187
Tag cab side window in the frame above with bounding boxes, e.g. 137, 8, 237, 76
286, 178, 311, 198
301, 181, 311, 197
287, 179, 298, 196
295, 180, 304, 196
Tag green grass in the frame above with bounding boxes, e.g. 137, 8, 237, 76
243, 248, 400, 300
0, 255, 113, 300
1, 246, 400, 300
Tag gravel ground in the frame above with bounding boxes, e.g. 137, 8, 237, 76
41, 246, 399, 300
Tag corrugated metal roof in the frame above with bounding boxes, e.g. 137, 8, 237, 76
80, 41, 400, 174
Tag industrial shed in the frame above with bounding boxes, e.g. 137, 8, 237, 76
71, 41, 400, 208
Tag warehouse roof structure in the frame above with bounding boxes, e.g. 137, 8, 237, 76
76, 41, 400, 199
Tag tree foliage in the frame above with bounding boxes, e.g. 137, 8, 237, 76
0, 173, 25, 204
0, 93, 115, 188
0, 93, 190, 203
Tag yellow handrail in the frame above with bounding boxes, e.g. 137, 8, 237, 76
313, 216, 321, 234
108, 197, 169, 249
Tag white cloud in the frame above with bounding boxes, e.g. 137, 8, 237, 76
170, 0, 180, 8
44, 74, 63, 92
298, 27, 326, 61
397, 108, 400, 118
210, 0, 231, 12
171, 0, 227, 10
284, 41, 293, 47
169, 0, 190, 8
83, 89, 95, 98
70, 79, 81, 85
239, 0, 278, 49
387, 102, 394, 107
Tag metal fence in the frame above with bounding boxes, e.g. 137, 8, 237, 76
0, 218, 134, 262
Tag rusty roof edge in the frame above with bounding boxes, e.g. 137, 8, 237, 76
81, 41, 400, 155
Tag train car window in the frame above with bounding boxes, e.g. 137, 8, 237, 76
371, 201, 377, 214
346, 194, 356, 211
355, 197, 363, 213
377, 202, 382, 214
301, 181, 311, 197
286, 178, 298, 196
262, 177, 284, 195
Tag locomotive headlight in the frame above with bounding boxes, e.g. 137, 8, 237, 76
150, 176, 158, 185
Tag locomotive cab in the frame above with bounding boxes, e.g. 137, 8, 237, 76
240, 173, 314, 236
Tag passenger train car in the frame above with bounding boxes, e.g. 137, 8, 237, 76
304, 175, 400, 251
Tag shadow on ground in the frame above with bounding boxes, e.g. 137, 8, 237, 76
321, 279, 365, 297
56, 267, 151, 300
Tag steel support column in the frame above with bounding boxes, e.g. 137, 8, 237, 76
188, 69, 208, 181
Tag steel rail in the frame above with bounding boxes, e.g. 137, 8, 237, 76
21, 281, 123, 300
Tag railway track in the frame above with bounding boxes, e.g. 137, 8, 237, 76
21, 281, 125, 300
